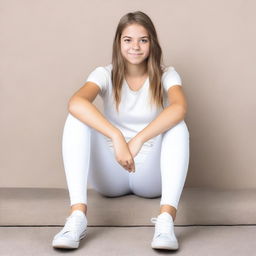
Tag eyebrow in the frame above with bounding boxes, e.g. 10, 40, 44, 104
122, 36, 149, 39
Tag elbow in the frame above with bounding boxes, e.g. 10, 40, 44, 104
171, 102, 187, 115
180, 100, 188, 116
181, 105, 187, 119
177, 104, 187, 120
182, 104, 187, 116
68, 98, 75, 112
68, 97, 80, 113
68, 96, 90, 113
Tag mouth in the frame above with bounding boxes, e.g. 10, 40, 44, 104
129, 53, 143, 56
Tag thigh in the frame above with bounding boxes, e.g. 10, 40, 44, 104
129, 134, 162, 198
88, 129, 131, 197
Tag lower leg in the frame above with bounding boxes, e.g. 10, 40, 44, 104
160, 121, 190, 222
62, 114, 91, 214
160, 204, 177, 221
71, 203, 87, 216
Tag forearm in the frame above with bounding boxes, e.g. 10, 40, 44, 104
68, 97, 122, 140
136, 104, 186, 143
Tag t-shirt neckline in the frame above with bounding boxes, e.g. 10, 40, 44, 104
124, 77, 149, 94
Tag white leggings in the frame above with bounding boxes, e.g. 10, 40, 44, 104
62, 113, 190, 210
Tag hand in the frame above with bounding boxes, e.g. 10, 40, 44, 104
112, 133, 135, 173
127, 135, 144, 159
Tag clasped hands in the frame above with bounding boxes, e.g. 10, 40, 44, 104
111, 133, 144, 173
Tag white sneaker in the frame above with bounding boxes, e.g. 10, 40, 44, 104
52, 210, 88, 249
150, 212, 179, 250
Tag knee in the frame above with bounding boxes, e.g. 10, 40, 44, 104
66, 113, 92, 132
162, 120, 190, 140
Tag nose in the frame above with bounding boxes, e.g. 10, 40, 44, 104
132, 41, 140, 50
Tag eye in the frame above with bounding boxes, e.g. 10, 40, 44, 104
123, 39, 148, 43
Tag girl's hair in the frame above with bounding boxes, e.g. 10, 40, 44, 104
111, 11, 165, 112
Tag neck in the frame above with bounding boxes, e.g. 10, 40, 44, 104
124, 61, 148, 78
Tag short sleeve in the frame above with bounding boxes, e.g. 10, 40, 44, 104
162, 66, 182, 92
85, 66, 108, 95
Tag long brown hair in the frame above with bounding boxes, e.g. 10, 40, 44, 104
111, 11, 165, 112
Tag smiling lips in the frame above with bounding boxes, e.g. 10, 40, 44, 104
129, 53, 143, 56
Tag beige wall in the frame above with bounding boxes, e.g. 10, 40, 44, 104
1, 0, 255, 189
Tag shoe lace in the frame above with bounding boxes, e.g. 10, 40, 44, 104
64, 215, 84, 233
151, 216, 173, 235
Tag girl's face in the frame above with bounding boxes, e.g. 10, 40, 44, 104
120, 23, 150, 66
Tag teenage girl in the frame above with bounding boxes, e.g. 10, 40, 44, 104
52, 11, 190, 251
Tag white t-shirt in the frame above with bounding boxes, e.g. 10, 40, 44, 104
85, 64, 182, 145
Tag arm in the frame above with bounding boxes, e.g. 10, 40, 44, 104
68, 82, 122, 140
135, 85, 188, 143
70, 79, 135, 172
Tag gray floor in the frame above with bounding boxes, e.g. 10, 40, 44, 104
1, 226, 256, 255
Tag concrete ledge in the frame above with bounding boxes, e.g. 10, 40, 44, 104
1, 187, 256, 225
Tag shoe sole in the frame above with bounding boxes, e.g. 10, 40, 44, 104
151, 240, 179, 250
52, 230, 87, 249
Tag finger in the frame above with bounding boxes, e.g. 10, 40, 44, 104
126, 166, 132, 172
123, 162, 131, 172
127, 163, 133, 172
129, 159, 135, 172
128, 160, 135, 173
124, 164, 130, 171
128, 160, 135, 172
